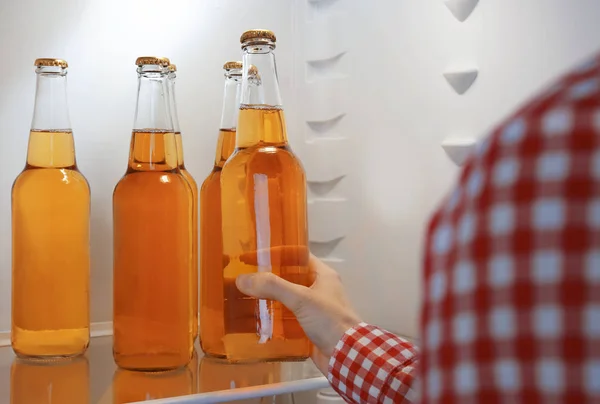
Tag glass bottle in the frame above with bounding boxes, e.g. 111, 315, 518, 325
200, 62, 262, 358
11, 58, 90, 359
220, 30, 311, 362
10, 356, 89, 404
167, 63, 199, 344
113, 56, 193, 371
199, 61, 242, 358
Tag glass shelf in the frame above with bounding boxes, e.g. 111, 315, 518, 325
0, 336, 328, 403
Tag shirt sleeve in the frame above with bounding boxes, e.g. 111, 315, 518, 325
327, 322, 419, 403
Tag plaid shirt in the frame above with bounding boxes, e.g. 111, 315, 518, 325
327, 52, 600, 403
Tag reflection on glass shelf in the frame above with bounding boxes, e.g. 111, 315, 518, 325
10, 356, 89, 404
0, 336, 327, 404
113, 367, 193, 403
199, 357, 282, 392
110, 350, 200, 403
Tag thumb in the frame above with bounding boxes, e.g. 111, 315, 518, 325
236, 272, 308, 313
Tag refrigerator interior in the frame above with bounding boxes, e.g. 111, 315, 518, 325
1, 0, 600, 402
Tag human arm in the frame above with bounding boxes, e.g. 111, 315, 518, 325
236, 250, 419, 403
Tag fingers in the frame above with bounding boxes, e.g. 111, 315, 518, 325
233, 249, 343, 311
308, 254, 341, 281
236, 248, 329, 288
236, 272, 308, 313
239, 245, 309, 267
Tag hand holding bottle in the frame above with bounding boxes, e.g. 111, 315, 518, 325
236, 249, 362, 374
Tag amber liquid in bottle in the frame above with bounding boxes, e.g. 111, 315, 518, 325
221, 106, 310, 362
175, 133, 199, 342
113, 131, 193, 370
113, 60, 193, 371
10, 356, 90, 404
169, 68, 199, 343
12, 62, 90, 359
200, 128, 236, 358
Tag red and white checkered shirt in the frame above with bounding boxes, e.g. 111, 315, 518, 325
328, 52, 600, 403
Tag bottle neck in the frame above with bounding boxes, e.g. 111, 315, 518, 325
133, 66, 173, 132
129, 66, 177, 171
168, 72, 185, 167
240, 45, 281, 108
128, 130, 178, 172
167, 72, 181, 133
26, 130, 76, 168
214, 129, 236, 167
175, 132, 185, 167
219, 74, 242, 130
237, 45, 287, 148
31, 66, 71, 131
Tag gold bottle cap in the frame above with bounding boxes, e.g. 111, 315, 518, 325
240, 29, 276, 45
168, 64, 177, 72
223, 61, 243, 70
34, 58, 68, 68
135, 56, 170, 67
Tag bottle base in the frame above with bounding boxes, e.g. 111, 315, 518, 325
201, 351, 227, 360
14, 352, 86, 362
199, 339, 226, 360
222, 333, 311, 364
223, 355, 310, 365
116, 365, 188, 373
114, 352, 192, 372
11, 326, 89, 359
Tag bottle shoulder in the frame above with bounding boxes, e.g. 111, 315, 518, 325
200, 169, 222, 192
180, 168, 199, 190
222, 145, 305, 176
113, 171, 190, 195
13, 167, 90, 194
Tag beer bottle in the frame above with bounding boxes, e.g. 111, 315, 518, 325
220, 30, 311, 362
113, 56, 193, 371
11, 58, 90, 359
199, 61, 243, 358
167, 63, 199, 343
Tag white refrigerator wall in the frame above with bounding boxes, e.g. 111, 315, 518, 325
1, 0, 600, 340
290, 0, 600, 339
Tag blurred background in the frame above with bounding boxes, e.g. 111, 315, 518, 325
1, 0, 600, 401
